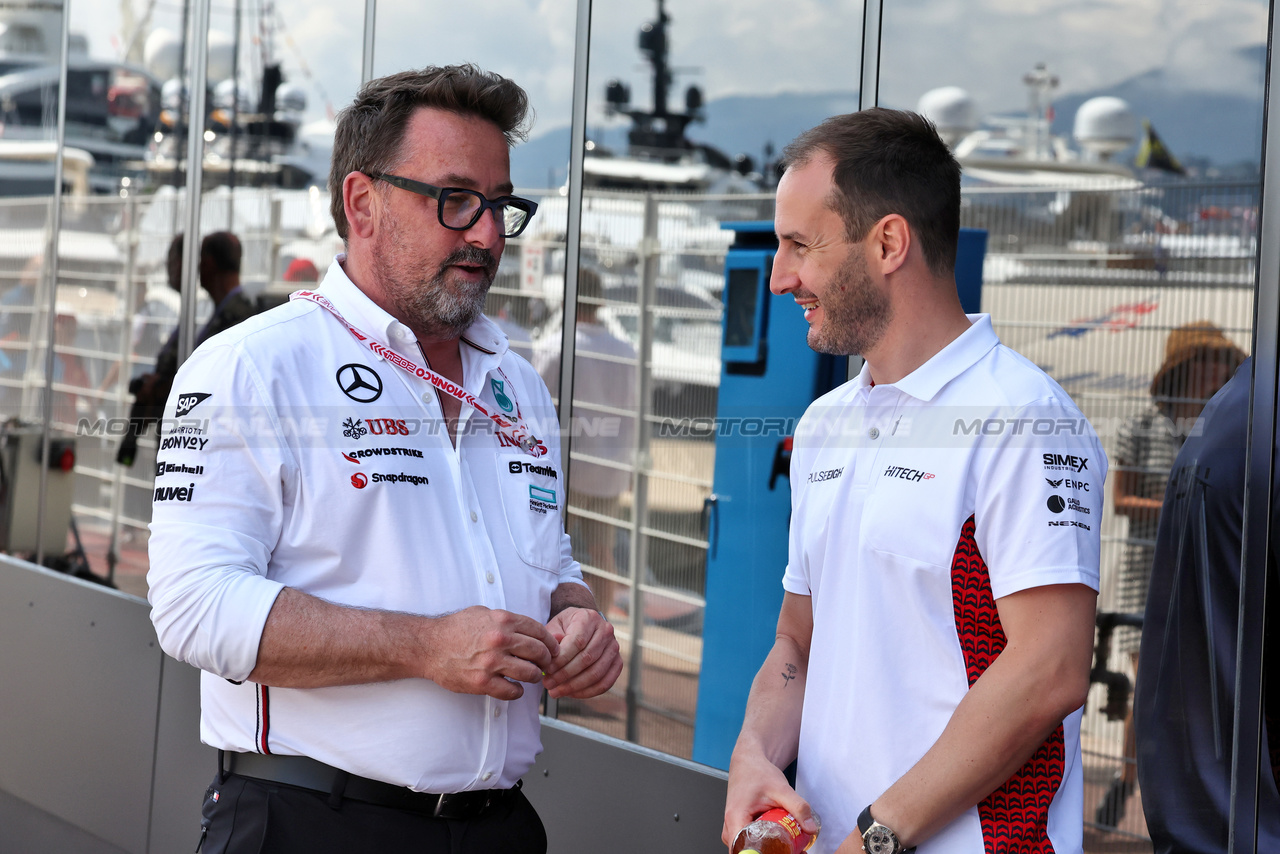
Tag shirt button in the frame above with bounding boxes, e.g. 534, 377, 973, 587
869, 427, 880, 440
493, 707, 502, 718
422, 392, 432, 403
486, 572, 495, 584
481, 771, 493, 782
470, 511, 479, 523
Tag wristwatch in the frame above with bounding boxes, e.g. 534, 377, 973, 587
857, 805, 915, 854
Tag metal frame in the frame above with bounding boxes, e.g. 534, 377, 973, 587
178, 0, 213, 367
1230, 3, 1279, 850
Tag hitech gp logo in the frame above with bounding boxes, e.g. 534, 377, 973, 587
883, 465, 935, 482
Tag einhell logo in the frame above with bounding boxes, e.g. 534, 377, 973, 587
1042, 453, 1088, 473
175, 392, 211, 418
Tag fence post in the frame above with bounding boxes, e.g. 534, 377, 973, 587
107, 193, 141, 585
624, 193, 659, 741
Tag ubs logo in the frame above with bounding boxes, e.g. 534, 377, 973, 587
336, 363, 383, 403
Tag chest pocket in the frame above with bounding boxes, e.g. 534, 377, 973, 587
493, 454, 563, 571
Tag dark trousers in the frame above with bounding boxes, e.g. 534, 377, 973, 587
198, 773, 548, 854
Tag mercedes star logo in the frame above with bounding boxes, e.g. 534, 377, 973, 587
336, 363, 383, 403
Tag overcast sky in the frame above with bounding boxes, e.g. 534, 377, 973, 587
85, 0, 1269, 139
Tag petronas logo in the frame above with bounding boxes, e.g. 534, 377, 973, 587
491, 378, 514, 413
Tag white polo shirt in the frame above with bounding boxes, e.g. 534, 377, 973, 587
783, 316, 1105, 854
148, 257, 584, 793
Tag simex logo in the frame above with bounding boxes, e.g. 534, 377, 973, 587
175, 392, 211, 418
351, 473, 368, 489
154, 482, 196, 502
1043, 453, 1088, 472
508, 460, 558, 479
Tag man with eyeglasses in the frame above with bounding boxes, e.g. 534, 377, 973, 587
147, 65, 621, 853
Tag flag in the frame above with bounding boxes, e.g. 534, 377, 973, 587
1136, 119, 1185, 175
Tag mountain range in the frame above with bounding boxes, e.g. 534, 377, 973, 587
511, 45, 1266, 189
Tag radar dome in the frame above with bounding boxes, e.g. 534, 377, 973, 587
276, 82, 308, 114
144, 29, 182, 81
207, 31, 235, 84
1073, 96, 1136, 160
917, 87, 979, 147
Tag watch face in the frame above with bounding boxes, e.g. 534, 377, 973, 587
866, 827, 896, 854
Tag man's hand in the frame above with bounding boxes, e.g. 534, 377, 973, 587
420, 606, 559, 701
722, 749, 817, 848
542, 606, 622, 699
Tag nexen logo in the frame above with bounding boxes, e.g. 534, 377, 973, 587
1043, 453, 1088, 472
508, 461, 557, 479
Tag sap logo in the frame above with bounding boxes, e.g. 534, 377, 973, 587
154, 483, 196, 502
509, 460, 558, 479
175, 392, 211, 418
1042, 453, 1088, 473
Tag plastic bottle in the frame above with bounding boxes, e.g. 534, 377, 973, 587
731, 807, 820, 854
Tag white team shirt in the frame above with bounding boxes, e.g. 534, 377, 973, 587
784, 316, 1105, 854
147, 257, 584, 793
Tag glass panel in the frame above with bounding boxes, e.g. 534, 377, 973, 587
551, 0, 864, 760
52, 0, 364, 598
879, 4, 1268, 848
0, 4, 69, 573
372, 0, 578, 378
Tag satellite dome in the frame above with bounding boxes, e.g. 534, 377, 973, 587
1073, 96, 1136, 159
212, 79, 252, 112
275, 82, 308, 114
144, 29, 182, 81
160, 77, 186, 111
917, 87, 979, 147
207, 31, 235, 84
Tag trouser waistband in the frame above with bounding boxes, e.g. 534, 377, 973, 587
220, 751, 521, 820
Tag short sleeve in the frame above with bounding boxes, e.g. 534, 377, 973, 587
974, 399, 1108, 599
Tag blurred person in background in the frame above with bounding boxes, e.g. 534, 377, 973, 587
1100, 320, 1246, 826
115, 231, 258, 466
1134, 356, 1280, 852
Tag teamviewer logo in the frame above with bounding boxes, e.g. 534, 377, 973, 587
509, 461, 523, 475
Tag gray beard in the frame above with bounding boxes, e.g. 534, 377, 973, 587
374, 241, 496, 341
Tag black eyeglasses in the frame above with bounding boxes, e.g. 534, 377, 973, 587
369, 173, 538, 238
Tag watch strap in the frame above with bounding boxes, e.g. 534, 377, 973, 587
857, 804, 916, 854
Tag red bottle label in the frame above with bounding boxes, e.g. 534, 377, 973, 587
757, 808, 816, 851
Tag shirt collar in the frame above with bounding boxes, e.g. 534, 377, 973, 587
316, 254, 509, 357
877, 314, 1000, 402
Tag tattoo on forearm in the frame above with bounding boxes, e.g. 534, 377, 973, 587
782, 663, 797, 687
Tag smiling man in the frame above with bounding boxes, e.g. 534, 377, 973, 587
722, 109, 1106, 854
147, 66, 621, 853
